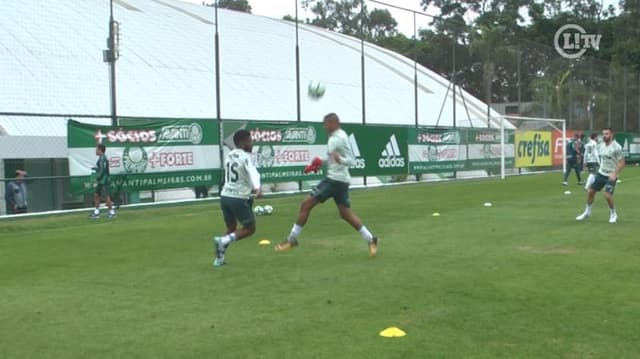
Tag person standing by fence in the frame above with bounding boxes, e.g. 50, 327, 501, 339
5, 170, 28, 214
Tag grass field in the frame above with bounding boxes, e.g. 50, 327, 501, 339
1, 170, 639, 358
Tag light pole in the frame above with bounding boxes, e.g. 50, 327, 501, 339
103, 0, 119, 125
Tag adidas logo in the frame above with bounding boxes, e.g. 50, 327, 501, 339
379, 134, 406, 168
348, 133, 366, 169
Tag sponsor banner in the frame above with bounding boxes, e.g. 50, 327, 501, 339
466, 144, 515, 169
515, 131, 552, 167
408, 128, 465, 173
68, 119, 220, 192
222, 121, 328, 182
552, 130, 578, 166
466, 129, 515, 170
341, 124, 409, 176
627, 134, 640, 161
73, 171, 217, 193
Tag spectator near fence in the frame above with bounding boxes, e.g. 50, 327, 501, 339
5, 170, 28, 214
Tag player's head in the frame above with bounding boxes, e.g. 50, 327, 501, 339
573, 133, 579, 139
233, 129, 253, 152
96, 144, 106, 155
602, 127, 613, 143
590, 132, 598, 141
15, 170, 26, 180
323, 113, 340, 133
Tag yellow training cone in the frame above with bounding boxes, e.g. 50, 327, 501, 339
379, 326, 406, 338
259, 239, 271, 245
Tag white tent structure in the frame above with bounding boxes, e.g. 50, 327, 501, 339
0, 0, 515, 214
0, 0, 510, 127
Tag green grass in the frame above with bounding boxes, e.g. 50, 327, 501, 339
1, 170, 640, 358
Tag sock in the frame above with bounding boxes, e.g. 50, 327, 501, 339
610, 207, 616, 215
221, 232, 237, 246
93, 208, 100, 215
288, 224, 303, 242
585, 204, 592, 214
358, 225, 373, 242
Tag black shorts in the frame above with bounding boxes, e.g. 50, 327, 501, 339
95, 183, 111, 197
221, 196, 255, 227
590, 173, 616, 194
586, 162, 598, 174
311, 178, 350, 207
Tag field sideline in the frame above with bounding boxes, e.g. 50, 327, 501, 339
1, 170, 639, 358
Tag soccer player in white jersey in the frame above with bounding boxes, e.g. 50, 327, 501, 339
213, 130, 262, 267
583, 132, 601, 191
275, 113, 379, 256
576, 128, 625, 223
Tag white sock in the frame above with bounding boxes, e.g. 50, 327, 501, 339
358, 225, 373, 242
585, 204, 592, 214
221, 232, 237, 246
610, 208, 616, 215
288, 224, 303, 242
93, 208, 100, 215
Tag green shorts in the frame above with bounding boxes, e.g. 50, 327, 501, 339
95, 183, 111, 197
586, 162, 598, 174
311, 178, 350, 207
221, 196, 255, 227
590, 173, 616, 194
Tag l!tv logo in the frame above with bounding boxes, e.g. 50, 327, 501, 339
554, 24, 602, 59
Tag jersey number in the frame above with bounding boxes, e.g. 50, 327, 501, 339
226, 162, 239, 183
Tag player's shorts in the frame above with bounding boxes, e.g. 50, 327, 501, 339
311, 178, 350, 207
586, 162, 598, 174
95, 183, 111, 197
590, 173, 616, 194
220, 196, 255, 227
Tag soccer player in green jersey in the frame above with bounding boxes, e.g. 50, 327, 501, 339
563, 133, 582, 186
90, 144, 116, 219
576, 128, 625, 223
213, 130, 262, 267
275, 113, 379, 257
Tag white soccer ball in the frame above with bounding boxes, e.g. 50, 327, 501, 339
263, 205, 274, 215
254, 206, 264, 216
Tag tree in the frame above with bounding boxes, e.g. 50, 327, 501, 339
205, 0, 252, 13
367, 9, 398, 40
301, 1, 397, 41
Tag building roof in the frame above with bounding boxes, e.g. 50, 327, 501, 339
0, 0, 511, 129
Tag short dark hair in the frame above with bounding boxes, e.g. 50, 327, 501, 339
590, 132, 598, 140
233, 129, 251, 147
323, 113, 339, 122
97, 144, 106, 153
603, 127, 613, 133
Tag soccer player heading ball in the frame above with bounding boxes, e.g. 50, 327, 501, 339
275, 113, 379, 256
213, 130, 262, 267
576, 128, 625, 223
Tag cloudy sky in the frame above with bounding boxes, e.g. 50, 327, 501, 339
182, 0, 620, 35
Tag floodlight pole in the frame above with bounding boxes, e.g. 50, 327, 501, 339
215, 1, 224, 194
413, 11, 418, 127
295, 0, 301, 123
108, 0, 118, 126
360, 0, 367, 187
500, 116, 505, 179
215, 1, 221, 122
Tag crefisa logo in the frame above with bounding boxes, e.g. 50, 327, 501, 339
554, 24, 602, 59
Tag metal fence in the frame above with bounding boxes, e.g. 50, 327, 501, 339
2, 0, 639, 216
